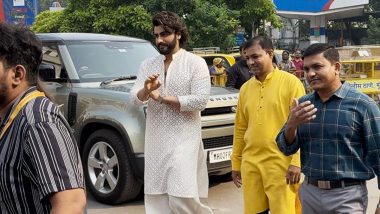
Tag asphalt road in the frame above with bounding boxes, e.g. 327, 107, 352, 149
87, 175, 378, 214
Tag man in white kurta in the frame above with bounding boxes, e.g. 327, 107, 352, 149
131, 11, 212, 214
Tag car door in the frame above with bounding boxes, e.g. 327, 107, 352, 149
40, 43, 74, 121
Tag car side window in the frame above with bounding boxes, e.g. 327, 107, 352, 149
42, 45, 68, 79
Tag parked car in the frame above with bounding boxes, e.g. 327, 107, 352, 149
37, 33, 239, 204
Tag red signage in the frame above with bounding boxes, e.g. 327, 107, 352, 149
0, 0, 5, 21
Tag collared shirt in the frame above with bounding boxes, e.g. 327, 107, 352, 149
226, 60, 253, 89
0, 87, 84, 214
277, 83, 380, 188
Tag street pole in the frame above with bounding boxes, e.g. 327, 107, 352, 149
34, 0, 38, 15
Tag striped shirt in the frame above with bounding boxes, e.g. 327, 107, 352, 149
0, 87, 84, 214
277, 83, 380, 188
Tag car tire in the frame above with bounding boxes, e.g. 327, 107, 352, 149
82, 129, 142, 204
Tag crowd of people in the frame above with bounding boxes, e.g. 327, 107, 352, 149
1, 9, 379, 214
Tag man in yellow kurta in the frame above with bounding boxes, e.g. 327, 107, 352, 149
231, 36, 305, 214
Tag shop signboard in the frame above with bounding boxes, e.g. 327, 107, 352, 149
1, 0, 37, 25
0, 0, 5, 21
273, 0, 368, 13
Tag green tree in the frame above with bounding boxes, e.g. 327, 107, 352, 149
367, 0, 380, 11
31, 10, 63, 32
226, 0, 282, 37
38, 1, 153, 39
367, 15, 380, 44
33, 0, 281, 49
34, 0, 239, 50
138, 0, 195, 16
185, 0, 239, 49
139, 0, 238, 49
365, 0, 380, 44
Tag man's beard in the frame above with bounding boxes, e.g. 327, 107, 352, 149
157, 37, 177, 55
0, 87, 8, 110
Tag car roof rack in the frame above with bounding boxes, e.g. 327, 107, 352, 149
191, 47, 220, 54
226, 46, 240, 53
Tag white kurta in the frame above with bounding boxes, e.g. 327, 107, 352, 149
131, 49, 211, 198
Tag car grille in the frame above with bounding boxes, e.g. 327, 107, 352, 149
203, 135, 233, 149
201, 107, 234, 116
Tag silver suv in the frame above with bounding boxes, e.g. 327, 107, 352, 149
37, 33, 238, 204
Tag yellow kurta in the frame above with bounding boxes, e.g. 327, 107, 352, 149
231, 68, 305, 214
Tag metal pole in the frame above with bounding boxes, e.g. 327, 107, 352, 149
33, 0, 38, 15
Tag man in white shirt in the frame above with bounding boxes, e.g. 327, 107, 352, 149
131, 11, 212, 214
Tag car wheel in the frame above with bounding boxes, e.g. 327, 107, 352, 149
82, 129, 142, 204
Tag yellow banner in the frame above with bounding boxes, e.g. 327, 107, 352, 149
345, 79, 380, 93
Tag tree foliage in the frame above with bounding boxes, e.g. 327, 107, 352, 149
137, 0, 239, 49
367, 0, 380, 11
31, 10, 63, 32
185, 0, 239, 48
32, 0, 281, 49
367, 16, 380, 44
239, 0, 282, 37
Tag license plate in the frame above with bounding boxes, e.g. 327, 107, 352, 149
209, 148, 232, 163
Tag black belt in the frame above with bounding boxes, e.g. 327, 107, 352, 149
306, 177, 365, 190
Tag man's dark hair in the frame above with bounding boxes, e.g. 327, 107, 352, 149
239, 42, 246, 52
152, 11, 189, 48
303, 43, 339, 64
245, 36, 274, 51
0, 22, 42, 86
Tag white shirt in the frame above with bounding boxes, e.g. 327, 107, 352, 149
131, 49, 211, 198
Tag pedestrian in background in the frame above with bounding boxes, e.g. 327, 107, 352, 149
210, 57, 226, 75
210, 57, 227, 86
292, 49, 304, 79
226, 42, 254, 89
278, 50, 295, 73
131, 11, 213, 214
231, 36, 305, 214
0, 22, 86, 214
277, 43, 380, 214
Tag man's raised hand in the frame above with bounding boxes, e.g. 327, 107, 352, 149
289, 98, 317, 127
144, 73, 161, 92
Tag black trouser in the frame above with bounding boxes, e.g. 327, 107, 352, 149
257, 209, 269, 214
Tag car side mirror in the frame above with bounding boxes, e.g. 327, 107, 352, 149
38, 64, 56, 81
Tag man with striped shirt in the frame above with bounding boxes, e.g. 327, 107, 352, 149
0, 23, 86, 213
277, 43, 380, 213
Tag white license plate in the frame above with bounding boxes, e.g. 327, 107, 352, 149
209, 148, 232, 163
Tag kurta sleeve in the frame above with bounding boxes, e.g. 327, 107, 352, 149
23, 106, 84, 201
130, 60, 150, 106
231, 89, 247, 171
289, 78, 305, 167
363, 100, 380, 189
178, 57, 211, 112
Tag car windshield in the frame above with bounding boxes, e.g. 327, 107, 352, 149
66, 41, 159, 82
